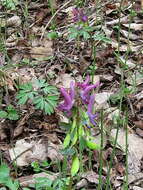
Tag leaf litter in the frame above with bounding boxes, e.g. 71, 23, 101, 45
0, 0, 143, 189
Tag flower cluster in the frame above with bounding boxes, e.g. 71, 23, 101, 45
58, 76, 99, 126
72, 8, 88, 23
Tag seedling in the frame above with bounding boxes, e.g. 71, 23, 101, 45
16, 79, 59, 115
0, 163, 19, 190
1, 0, 18, 10
31, 160, 51, 173
68, 8, 94, 41
0, 105, 19, 120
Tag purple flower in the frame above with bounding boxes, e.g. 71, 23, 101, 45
58, 81, 75, 114
78, 76, 99, 104
77, 75, 90, 89
87, 95, 97, 126
79, 9, 88, 22
81, 15, 88, 22
81, 84, 98, 104
72, 8, 88, 23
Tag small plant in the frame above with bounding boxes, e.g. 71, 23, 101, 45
0, 104, 19, 120
58, 76, 100, 179
31, 160, 51, 173
0, 163, 19, 190
68, 8, 94, 40
69, 8, 111, 43
16, 79, 59, 115
1, 0, 18, 10
47, 31, 58, 40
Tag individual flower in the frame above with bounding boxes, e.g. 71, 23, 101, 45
58, 81, 75, 114
87, 95, 97, 126
79, 9, 88, 22
78, 76, 99, 104
77, 75, 90, 89
72, 8, 88, 23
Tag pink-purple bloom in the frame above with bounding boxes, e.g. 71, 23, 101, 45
58, 81, 75, 113
78, 76, 99, 104
72, 8, 88, 23
58, 76, 99, 126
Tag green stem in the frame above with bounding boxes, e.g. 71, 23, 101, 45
97, 109, 104, 190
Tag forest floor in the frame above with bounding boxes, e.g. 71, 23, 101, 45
0, 0, 143, 190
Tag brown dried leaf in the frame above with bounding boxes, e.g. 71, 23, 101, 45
30, 45, 53, 59
19, 172, 58, 187
7, 16, 21, 27
81, 171, 100, 184
115, 163, 125, 176
123, 23, 143, 31
111, 129, 143, 174
35, 9, 49, 25
136, 128, 143, 137
134, 121, 143, 129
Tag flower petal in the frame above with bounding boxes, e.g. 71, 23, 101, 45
77, 75, 90, 89
58, 82, 75, 113
69, 81, 75, 100
87, 95, 97, 126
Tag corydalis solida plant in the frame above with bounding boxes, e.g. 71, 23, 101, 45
68, 8, 93, 40
58, 76, 100, 177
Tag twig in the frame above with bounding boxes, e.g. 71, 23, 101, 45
40, 0, 72, 40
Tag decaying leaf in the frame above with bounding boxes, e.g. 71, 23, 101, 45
19, 172, 58, 187
9, 139, 63, 166
81, 171, 101, 184
134, 121, 143, 129
111, 129, 143, 174
55, 73, 75, 88
30, 45, 53, 60
95, 92, 113, 109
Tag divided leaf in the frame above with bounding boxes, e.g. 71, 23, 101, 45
16, 79, 59, 115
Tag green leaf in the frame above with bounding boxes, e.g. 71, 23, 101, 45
93, 34, 111, 43
69, 33, 78, 39
7, 113, 19, 120
71, 155, 80, 177
82, 31, 90, 40
44, 101, 54, 115
48, 95, 59, 100
0, 164, 19, 190
35, 79, 47, 88
0, 111, 7, 118
17, 94, 28, 105
78, 124, 84, 137
0, 164, 10, 179
86, 140, 100, 150
47, 99, 57, 107
63, 133, 71, 149
6, 105, 19, 120
79, 137, 86, 151
43, 86, 58, 94
35, 177, 53, 189
19, 83, 33, 91
60, 147, 76, 156
71, 129, 78, 147
47, 31, 58, 40
1, 0, 18, 10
